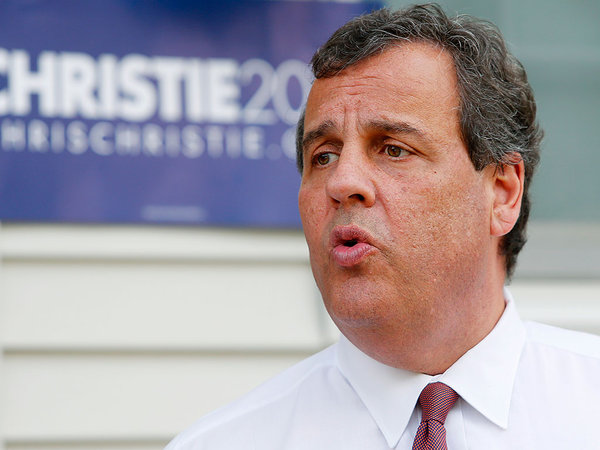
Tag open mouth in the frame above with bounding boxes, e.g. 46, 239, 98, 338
330, 225, 373, 249
329, 225, 375, 267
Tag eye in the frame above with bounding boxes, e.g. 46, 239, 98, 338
383, 145, 409, 158
313, 152, 339, 167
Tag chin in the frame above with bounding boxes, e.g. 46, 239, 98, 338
321, 284, 395, 330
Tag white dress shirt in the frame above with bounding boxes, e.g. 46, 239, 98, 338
166, 290, 600, 449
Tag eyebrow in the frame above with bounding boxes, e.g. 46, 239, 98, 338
365, 119, 427, 140
302, 118, 427, 154
301, 120, 337, 154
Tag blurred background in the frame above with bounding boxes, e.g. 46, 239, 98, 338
0, 0, 598, 449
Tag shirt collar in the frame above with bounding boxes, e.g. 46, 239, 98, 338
336, 287, 526, 448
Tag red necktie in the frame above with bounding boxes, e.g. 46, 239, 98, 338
412, 382, 458, 450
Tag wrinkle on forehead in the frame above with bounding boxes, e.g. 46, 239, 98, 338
303, 42, 463, 151
333, 42, 457, 98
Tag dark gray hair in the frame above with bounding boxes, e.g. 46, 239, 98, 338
296, 3, 543, 278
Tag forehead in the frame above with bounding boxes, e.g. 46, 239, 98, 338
304, 42, 461, 137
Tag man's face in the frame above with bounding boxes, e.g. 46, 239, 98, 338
298, 43, 500, 369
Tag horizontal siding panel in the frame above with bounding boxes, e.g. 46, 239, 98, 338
510, 281, 600, 334
3, 222, 598, 276
1, 260, 327, 350
515, 222, 600, 278
2, 352, 310, 441
0, 225, 309, 262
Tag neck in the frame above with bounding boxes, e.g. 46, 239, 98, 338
340, 273, 507, 375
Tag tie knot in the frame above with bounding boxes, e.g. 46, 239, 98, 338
418, 382, 458, 424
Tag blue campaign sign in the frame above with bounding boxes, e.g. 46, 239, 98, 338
0, 0, 379, 227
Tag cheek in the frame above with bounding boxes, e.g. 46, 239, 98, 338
298, 188, 326, 249
298, 180, 311, 214
386, 173, 490, 264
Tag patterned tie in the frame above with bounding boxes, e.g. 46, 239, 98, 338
412, 382, 458, 450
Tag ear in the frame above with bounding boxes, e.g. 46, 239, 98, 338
490, 154, 525, 237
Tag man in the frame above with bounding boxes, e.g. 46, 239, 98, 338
167, 4, 600, 449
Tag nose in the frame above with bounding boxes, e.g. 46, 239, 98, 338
326, 151, 376, 208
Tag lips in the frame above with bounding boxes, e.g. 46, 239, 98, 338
330, 225, 376, 267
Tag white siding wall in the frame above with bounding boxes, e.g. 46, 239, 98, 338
1, 223, 599, 450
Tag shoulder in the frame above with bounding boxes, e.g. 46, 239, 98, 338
165, 344, 341, 450
517, 322, 600, 431
521, 321, 600, 383
524, 321, 600, 360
